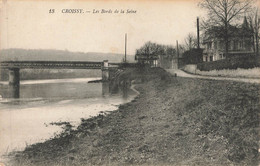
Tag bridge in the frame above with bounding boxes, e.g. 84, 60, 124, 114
0, 61, 103, 69
0, 60, 123, 98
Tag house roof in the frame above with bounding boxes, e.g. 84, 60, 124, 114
202, 17, 252, 43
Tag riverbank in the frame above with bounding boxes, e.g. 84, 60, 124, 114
0, 77, 137, 159
8, 67, 259, 166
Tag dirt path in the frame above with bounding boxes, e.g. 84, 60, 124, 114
166, 69, 260, 84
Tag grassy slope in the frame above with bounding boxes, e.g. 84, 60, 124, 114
10, 68, 259, 166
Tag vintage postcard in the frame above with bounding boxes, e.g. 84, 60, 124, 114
0, 0, 259, 165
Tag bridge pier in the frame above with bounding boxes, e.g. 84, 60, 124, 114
102, 82, 110, 97
8, 68, 20, 98
102, 60, 110, 81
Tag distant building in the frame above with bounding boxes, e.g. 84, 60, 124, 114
135, 54, 180, 69
135, 43, 179, 68
202, 17, 254, 62
158, 55, 178, 69
135, 54, 159, 67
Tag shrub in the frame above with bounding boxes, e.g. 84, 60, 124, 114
197, 55, 260, 71
182, 48, 203, 64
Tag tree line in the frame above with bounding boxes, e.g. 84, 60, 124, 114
135, 41, 177, 62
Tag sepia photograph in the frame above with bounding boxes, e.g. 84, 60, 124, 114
0, 0, 259, 165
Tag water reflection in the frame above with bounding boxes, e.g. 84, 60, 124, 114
102, 80, 130, 100
0, 78, 103, 108
8, 84, 20, 98
121, 81, 130, 100
0, 84, 20, 99
102, 82, 110, 97
0, 78, 132, 101
0, 78, 135, 108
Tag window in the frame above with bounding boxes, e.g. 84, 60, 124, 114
233, 40, 238, 50
228, 41, 232, 50
214, 41, 217, 49
207, 42, 212, 49
219, 54, 223, 59
219, 41, 223, 49
239, 41, 244, 49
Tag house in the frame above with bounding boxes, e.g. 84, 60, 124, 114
202, 17, 254, 62
135, 53, 159, 67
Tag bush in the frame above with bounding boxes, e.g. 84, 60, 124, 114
182, 48, 203, 64
197, 55, 260, 71
118, 62, 143, 68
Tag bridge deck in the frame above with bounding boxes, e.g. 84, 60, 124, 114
0, 61, 103, 69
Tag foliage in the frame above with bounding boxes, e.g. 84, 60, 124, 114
135, 41, 176, 63
184, 33, 197, 50
197, 54, 260, 71
182, 48, 203, 64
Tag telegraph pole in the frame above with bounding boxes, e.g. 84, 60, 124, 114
176, 40, 179, 69
197, 17, 200, 49
125, 33, 127, 62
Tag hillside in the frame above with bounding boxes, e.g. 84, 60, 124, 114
0, 49, 135, 63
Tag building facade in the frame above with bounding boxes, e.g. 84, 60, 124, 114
135, 54, 159, 67
202, 17, 254, 62
135, 54, 178, 68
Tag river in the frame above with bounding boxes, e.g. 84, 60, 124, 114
0, 77, 137, 157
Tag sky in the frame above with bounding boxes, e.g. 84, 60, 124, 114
1, 0, 206, 55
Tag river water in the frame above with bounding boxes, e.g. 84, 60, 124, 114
0, 77, 137, 157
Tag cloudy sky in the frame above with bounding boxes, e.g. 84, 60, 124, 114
1, 0, 206, 55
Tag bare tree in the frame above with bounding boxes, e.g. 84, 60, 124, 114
248, 7, 260, 56
135, 41, 163, 64
199, 0, 252, 56
135, 42, 177, 67
184, 33, 197, 50
165, 45, 176, 59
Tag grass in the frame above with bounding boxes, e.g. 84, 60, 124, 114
7, 67, 259, 166
196, 67, 260, 78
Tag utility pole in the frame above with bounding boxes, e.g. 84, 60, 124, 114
176, 40, 179, 69
197, 17, 200, 49
125, 33, 127, 63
